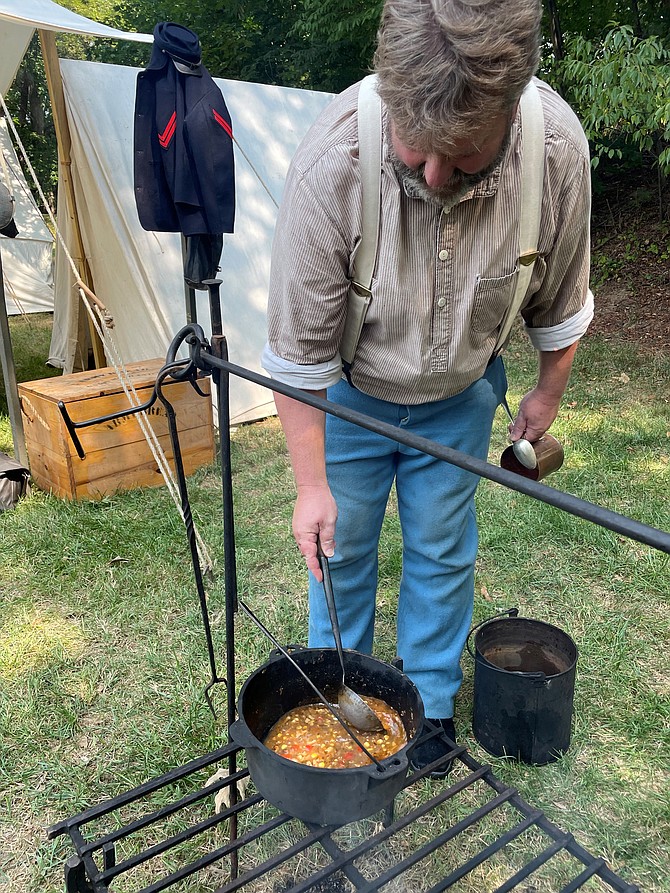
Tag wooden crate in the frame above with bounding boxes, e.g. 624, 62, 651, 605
18, 359, 215, 500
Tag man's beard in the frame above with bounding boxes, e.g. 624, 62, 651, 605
389, 132, 510, 208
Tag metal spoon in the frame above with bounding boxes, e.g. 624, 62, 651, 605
316, 544, 385, 733
502, 398, 537, 470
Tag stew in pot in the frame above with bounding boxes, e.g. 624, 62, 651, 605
263, 695, 407, 769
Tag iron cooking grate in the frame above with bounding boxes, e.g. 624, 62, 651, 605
48, 732, 639, 893
46, 321, 657, 893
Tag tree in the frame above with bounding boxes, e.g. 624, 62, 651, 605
289, 0, 382, 92
559, 25, 670, 219
545, 0, 565, 62
545, 0, 670, 45
4, 37, 58, 211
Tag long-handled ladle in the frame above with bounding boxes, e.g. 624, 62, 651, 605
317, 542, 385, 733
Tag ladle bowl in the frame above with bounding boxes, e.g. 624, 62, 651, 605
512, 437, 538, 469
317, 546, 385, 733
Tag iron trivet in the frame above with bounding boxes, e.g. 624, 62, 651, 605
48, 732, 639, 893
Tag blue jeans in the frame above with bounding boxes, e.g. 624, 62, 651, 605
308, 357, 507, 719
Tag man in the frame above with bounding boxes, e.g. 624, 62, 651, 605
262, 0, 593, 775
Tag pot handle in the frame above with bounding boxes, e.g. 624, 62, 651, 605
365, 752, 408, 780
466, 607, 519, 658
229, 718, 259, 749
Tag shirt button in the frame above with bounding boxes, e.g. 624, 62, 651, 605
437, 297, 446, 308
438, 249, 448, 261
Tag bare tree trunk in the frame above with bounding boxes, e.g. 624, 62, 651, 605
658, 158, 667, 223
14, 63, 45, 135
659, 163, 663, 222
629, 0, 644, 38
546, 0, 565, 61
16, 68, 31, 128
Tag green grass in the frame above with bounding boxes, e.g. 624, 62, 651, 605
1, 318, 669, 892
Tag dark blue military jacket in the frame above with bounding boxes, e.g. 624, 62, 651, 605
134, 23, 235, 235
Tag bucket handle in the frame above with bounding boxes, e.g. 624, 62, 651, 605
466, 607, 519, 659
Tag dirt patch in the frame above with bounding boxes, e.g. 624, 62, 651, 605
588, 189, 670, 351
590, 278, 670, 351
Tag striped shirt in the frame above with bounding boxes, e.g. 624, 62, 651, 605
263, 77, 593, 404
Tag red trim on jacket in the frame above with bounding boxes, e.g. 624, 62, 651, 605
158, 111, 177, 148
212, 108, 233, 139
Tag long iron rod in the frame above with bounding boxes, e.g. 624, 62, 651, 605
156, 381, 226, 715
193, 352, 670, 556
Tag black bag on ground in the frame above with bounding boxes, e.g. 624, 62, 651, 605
0, 452, 30, 512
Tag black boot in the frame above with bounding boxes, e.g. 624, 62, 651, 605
410, 717, 457, 778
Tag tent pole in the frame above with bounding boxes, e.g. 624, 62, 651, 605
39, 29, 105, 370
0, 249, 29, 466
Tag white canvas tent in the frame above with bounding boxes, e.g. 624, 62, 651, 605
0, 0, 151, 321
0, 0, 334, 424
0, 117, 55, 315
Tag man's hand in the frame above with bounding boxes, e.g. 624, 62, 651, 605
293, 483, 338, 581
508, 387, 560, 442
509, 342, 580, 442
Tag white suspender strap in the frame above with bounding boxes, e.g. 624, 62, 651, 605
493, 79, 545, 354
341, 77, 545, 370
352, 74, 382, 294
340, 74, 382, 371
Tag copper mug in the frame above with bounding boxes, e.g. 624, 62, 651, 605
500, 433, 564, 481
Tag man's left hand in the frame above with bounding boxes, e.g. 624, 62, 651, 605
508, 342, 581, 442
508, 387, 560, 442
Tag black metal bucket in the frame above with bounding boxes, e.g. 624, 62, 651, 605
467, 610, 578, 765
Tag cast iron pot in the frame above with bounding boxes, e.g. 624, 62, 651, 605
229, 647, 424, 826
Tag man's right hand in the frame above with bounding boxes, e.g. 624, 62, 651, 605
292, 483, 338, 582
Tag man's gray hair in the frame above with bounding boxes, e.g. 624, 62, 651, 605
374, 0, 542, 153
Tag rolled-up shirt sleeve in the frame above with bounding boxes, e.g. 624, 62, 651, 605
261, 343, 344, 390
525, 288, 594, 351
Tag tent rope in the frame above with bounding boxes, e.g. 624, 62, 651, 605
0, 91, 214, 573
231, 134, 279, 209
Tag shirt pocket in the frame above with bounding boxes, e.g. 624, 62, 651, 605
471, 268, 518, 335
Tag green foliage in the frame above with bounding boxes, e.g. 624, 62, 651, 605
45, 0, 380, 91
559, 25, 670, 176
548, 0, 669, 42
289, 0, 382, 92
4, 37, 58, 210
